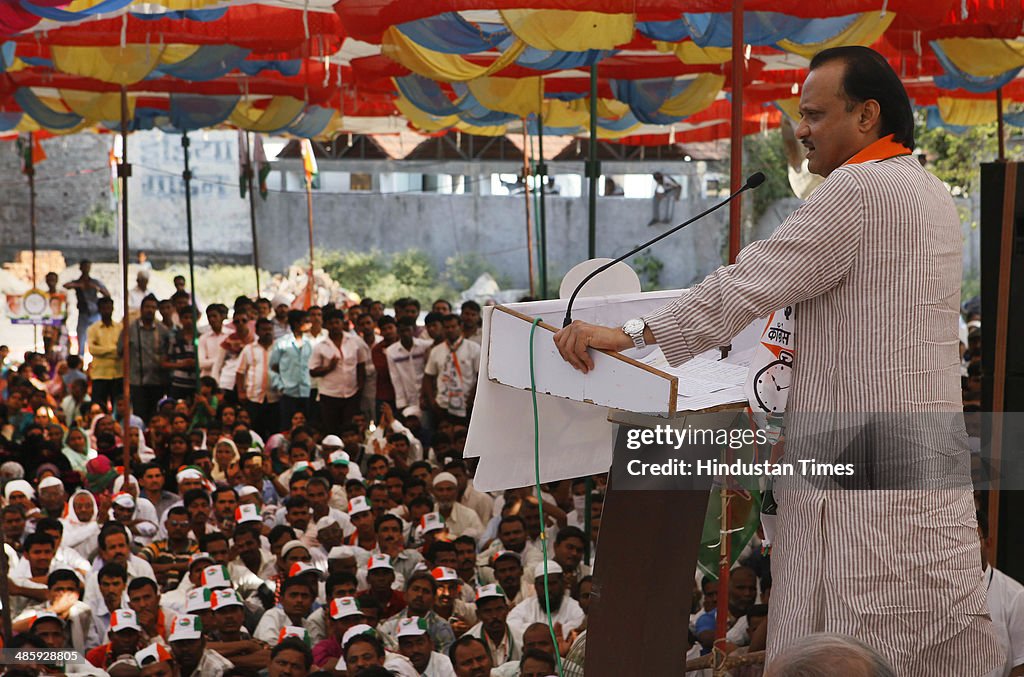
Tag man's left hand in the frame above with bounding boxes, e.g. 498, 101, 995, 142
552, 321, 632, 374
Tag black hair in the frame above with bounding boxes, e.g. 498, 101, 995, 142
35, 517, 62, 534
374, 513, 403, 532
449, 635, 487, 663
453, 535, 477, 551
343, 631, 385, 660
366, 453, 388, 467
281, 575, 316, 596
98, 523, 129, 551
23, 532, 55, 551
48, 569, 81, 589
426, 540, 456, 563
269, 524, 297, 545
461, 300, 481, 313
127, 576, 158, 595
98, 561, 128, 583
555, 526, 587, 547
167, 505, 190, 520
273, 637, 314, 669
287, 309, 308, 330
376, 315, 396, 328
285, 495, 310, 511
183, 489, 210, 507
520, 648, 556, 671
396, 316, 417, 329
408, 496, 434, 511
809, 46, 915, 150
200, 532, 229, 550
212, 486, 238, 502
424, 311, 444, 326
326, 571, 359, 596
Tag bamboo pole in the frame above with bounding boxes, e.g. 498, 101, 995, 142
119, 86, 133, 484
522, 120, 536, 297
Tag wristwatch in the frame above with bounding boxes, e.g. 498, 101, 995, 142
621, 318, 647, 350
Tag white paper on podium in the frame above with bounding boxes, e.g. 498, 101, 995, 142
465, 293, 763, 491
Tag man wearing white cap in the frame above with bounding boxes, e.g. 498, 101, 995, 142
341, 625, 419, 677
431, 473, 483, 539
12, 568, 92, 652
398, 616, 458, 677
465, 584, 520, 667
206, 588, 273, 671
477, 516, 542, 575
169, 613, 233, 677
379, 571, 457, 655
374, 514, 423, 582
85, 608, 144, 670
161, 551, 214, 617
506, 561, 584, 643
135, 643, 177, 677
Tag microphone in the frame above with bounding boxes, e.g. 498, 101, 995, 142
562, 171, 766, 327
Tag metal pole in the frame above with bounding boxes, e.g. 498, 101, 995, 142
28, 133, 36, 289
306, 171, 315, 308
587, 64, 600, 259
728, 0, 745, 264
182, 132, 200, 393
522, 121, 536, 297
28, 132, 38, 352
119, 86, 133, 484
246, 133, 262, 297
583, 476, 594, 566
537, 115, 549, 299
997, 88, 1006, 162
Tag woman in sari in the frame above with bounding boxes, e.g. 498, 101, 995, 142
62, 427, 94, 474
211, 438, 240, 485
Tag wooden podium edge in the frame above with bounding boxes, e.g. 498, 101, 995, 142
490, 304, 680, 416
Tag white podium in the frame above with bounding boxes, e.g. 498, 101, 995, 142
465, 289, 761, 676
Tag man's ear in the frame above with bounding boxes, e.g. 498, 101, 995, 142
859, 99, 882, 134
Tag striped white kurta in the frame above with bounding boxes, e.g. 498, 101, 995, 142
642, 152, 1002, 675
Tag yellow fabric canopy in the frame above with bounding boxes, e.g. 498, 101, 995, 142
777, 12, 894, 59
934, 38, 1024, 77
383, 26, 525, 82
499, 9, 635, 51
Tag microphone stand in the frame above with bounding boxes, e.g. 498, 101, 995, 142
562, 172, 765, 327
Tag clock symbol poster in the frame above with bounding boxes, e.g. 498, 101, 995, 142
745, 306, 795, 416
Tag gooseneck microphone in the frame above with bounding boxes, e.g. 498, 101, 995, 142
562, 171, 766, 328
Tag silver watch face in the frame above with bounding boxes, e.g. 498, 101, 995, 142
623, 318, 644, 336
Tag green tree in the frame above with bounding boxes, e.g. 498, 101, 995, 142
914, 114, 1001, 197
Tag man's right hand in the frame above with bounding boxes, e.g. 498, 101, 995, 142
552, 321, 634, 374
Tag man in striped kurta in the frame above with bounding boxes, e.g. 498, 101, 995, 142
553, 46, 1002, 675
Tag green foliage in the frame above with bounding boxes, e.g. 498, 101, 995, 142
161, 264, 270, 304
308, 248, 456, 306
443, 251, 505, 291
315, 249, 387, 295
631, 250, 664, 291
81, 202, 116, 237
915, 112, 1001, 197
743, 130, 794, 223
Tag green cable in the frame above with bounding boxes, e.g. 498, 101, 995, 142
529, 317, 565, 677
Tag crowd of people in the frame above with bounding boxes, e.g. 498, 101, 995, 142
0, 260, 1019, 677
0, 263, 597, 677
